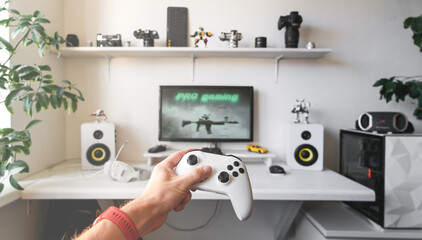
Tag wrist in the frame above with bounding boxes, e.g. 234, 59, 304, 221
94, 206, 142, 240
121, 196, 163, 238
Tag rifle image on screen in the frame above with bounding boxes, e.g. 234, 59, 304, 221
182, 114, 238, 134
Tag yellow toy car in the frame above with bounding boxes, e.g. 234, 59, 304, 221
247, 144, 268, 154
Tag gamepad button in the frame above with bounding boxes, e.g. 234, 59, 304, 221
234, 161, 240, 167
187, 155, 198, 165
218, 171, 230, 183
239, 168, 245, 174
233, 171, 239, 177
227, 165, 233, 170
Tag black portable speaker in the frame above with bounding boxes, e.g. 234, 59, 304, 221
355, 112, 414, 133
166, 7, 188, 47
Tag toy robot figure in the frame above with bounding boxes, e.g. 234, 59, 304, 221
191, 27, 213, 47
90, 109, 107, 122
291, 99, 311, 124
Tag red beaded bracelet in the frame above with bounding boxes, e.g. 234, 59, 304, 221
94, 206, 142, 240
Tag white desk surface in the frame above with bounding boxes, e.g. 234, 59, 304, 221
299, 202, 422, 239
19, 159, 375, 202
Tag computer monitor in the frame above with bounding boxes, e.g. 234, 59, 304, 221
159, 85, 254, 142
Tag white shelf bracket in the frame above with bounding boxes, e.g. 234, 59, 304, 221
101, 54, 111, 82
191, 54, 197, 82
106, 55, 111, 82
274, 55, 283, 83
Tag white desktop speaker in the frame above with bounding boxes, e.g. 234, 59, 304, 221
81, 122, 116, 170
287, 123, 324, 171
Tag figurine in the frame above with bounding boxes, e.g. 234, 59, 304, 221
219, 30, 242, 48
90, 109, 107, 122
291, 99, 311, 124
190, 27, 213, 47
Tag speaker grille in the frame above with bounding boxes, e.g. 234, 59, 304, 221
86, 143, 111, 166
360, 114, 370, 129
294, 144, 319, 166
394, 113, 408, 131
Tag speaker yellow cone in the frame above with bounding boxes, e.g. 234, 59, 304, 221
298, 148, 313, 162
91, 147, 106, 161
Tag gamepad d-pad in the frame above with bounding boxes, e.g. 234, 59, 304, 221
175, 150, 253, 221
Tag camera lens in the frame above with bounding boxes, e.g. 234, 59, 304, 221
106, 40, 114, 47
255, 37, 267, 48
93, 130, 103, 140
301, 131, 311, 140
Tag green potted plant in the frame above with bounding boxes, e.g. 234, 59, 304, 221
0, 2, 84, 193
374, 15, 422, 119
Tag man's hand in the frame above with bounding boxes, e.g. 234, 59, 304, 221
122, 149, 212, 237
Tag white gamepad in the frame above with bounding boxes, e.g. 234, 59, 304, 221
175, 150, 253, 221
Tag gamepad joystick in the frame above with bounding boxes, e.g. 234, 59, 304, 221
175, 150, 253, 221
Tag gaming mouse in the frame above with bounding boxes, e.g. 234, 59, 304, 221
269, 165, 286, 175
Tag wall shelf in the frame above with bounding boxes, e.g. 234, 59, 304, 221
59, 47, 331, 59
59, 47, 332, 82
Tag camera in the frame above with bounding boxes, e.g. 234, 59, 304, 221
278, 11, 302, 48
96, 33, 122, 47
133, 29, 159, 47
66, 34, 79, 47
219, 30, 242, 48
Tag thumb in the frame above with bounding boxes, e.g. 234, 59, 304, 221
178, 165, 212, 190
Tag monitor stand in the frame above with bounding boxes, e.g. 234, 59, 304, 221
201, 142, 223, 155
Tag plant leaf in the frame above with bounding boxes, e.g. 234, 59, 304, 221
10, 9, 20, 15
25, 119, 41, 130
0, 128, 14, 136
71, 97, 77, 112
38, 65, 51, 71
9, 175, 24, 191
62, 79, 71, 85
37, 18, 50, 24
10, 145, 30, 155
50, 94, 58, 109
4, 88, 24, 114
7, 160, 29, 173
1, 148, 12, 162
38, 93, 49, 109
0, 36, 15, 53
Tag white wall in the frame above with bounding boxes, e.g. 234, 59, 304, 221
63, 0, 422, 171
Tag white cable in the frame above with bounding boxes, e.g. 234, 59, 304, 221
115, 140, 129, 162
165, 200, 221, 231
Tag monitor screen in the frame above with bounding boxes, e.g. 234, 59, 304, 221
159, 86, 254, 142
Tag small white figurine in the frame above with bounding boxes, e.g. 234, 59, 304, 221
90, 109, 107, 122
291, 99, 311, 124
